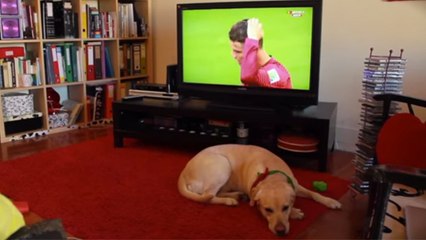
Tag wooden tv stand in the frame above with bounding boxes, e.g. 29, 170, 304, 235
113, 97, 337, 172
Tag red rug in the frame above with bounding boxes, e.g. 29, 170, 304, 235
0, 135, 349, 239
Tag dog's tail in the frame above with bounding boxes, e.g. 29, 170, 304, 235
177, 175, 214, 203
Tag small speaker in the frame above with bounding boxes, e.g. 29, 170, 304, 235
0, 0, 20, 15
166, 64, 178, 92
1, 18, 21, 39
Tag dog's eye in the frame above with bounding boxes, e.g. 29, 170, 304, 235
282, 206, 289, 212
265, 207, 274, 213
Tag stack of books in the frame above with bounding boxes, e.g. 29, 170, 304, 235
41, 0, 78, 39
351, 48, 406, 194
118, 3, 146, 38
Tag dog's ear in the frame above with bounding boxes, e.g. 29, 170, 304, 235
249, 187, 262, 207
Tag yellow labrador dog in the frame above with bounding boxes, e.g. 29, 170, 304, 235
177, 144, 342, 236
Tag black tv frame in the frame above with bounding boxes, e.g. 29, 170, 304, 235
176, 0, 323, 109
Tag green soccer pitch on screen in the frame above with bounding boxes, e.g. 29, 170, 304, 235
181, 7, 314, 90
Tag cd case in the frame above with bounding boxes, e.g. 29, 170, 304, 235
1, 17, 22, 39
0, 0, 20, 15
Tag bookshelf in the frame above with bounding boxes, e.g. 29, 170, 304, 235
0, 0, 153, 142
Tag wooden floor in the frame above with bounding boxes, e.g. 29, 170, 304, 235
0, 126, 369, 239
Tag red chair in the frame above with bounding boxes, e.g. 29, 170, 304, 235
364, 94, 426, 239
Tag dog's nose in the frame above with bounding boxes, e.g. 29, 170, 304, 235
276, 230, 286, 237
275, 224, 287, 236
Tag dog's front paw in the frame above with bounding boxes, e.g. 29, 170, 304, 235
325, 198, 342, 209
224, 198, 239, 206
290, 208, 304, 219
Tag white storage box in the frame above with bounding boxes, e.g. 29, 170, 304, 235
2, 93, 34, 117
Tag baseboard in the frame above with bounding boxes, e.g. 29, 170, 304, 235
335, 126, 358, 152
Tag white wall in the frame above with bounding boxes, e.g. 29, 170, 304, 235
151, 0, 426, 152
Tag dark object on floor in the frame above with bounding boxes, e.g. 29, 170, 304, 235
7, 219, 67, 240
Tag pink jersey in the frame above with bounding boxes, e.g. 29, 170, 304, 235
240, 38, 292, 89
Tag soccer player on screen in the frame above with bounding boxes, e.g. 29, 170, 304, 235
229, 18, 292, 88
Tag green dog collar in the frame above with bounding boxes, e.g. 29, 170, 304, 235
268, 169, 295, 190
251, 168, 295, 190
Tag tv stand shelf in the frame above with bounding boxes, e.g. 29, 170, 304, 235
113, 98, 337, 172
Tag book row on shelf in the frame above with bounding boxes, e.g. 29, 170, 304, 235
0, 40, 148, 89
0, 44, 41, 88
120, 42, 146, 77
82, 1, 147, 39
84, 3, 115, 39
41, 0, 78, 39
0, 0, 147, 41
351, 48, 406, 194
49, 0, 146, 40
44, 43, 83, 84
83, 41, 115, 81
118, 2, 146, 38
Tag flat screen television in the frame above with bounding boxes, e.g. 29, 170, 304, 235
176, 0, 322, 109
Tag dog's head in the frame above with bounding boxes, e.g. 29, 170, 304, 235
250, 179, 296, 236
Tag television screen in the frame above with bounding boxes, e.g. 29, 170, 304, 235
177, 0, 322, 107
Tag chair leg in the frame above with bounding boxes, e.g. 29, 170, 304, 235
364, 179, 392, 239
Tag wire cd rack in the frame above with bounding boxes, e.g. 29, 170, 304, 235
351, 48, 407, 194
